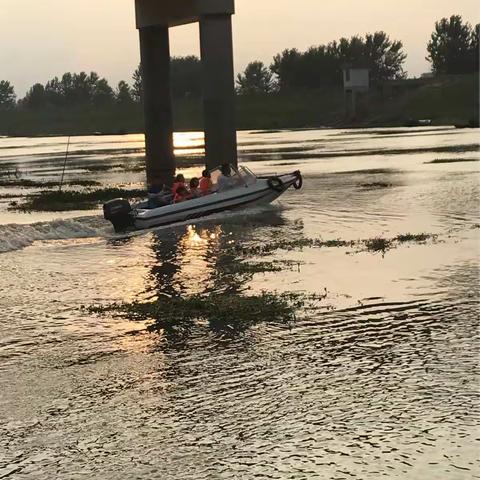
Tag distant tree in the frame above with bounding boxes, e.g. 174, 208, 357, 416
170, 56, 202, 97
358, 32, 406, 81
132, 57, 202, 101
427, 15, 478, 74
91, 77, 115, 106
41, 71, 114, 107
334, 35, 365, 67
116, 80, 134, 105
270, 48, 303, 91
271, 32, 406, 91
298, 45, 341, 88
23, 83, 46, 109
20, 71, 120, 110
56, 71, 97, 105
44, 77, 64, 106
236, 61, 276, 94
132, 65, 143, 103
0, 80, 16, 108
472, 23, 480, 73
60, 72, 74, 103
71, 71, 94, 104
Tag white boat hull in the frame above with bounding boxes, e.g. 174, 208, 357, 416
103, 171, 302, 232
134, 173, 298, 230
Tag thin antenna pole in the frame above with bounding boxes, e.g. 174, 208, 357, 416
59, 136, 71, 192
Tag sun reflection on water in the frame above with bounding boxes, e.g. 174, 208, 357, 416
173, 131, 205, 156
170, 225, 222, 295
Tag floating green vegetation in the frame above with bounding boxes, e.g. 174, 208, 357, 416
395, 233, 434, 243
83, 164, 122, 172
122, 164, 145, 173
271, 162, 301, 167
360, 182, 394, 189
334, 168, 398, 176
232, 233, 437, 256
84, 162, 147, 173
424, 158, 480, 164
232, 238, 353, 256
82, 155, 204, 173
360, 233, 437, 253
0, 167, 20, 178
252, 129, 283, 134
363, 237, 392, 253
90, 291, 319, 337
0, 179, 100, 188
361, 233, 437, 254
10, 187, 145, 211
220, 259, 303, 275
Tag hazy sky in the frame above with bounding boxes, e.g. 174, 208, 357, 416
2, 0, 479, 96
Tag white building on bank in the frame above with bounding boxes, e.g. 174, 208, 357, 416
342, 66, 370, 117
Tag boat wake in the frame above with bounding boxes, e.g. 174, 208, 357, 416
115, 203, 285, 239
0, 216, 112, 254
0, 203, 285, 254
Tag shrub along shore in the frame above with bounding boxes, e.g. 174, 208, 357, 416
0, 74, 477, 137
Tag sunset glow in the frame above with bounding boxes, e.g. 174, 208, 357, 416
1, 0, 478, 95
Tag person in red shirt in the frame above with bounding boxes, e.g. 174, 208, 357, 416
199, 170, 212, 195
172, 174, 186, 196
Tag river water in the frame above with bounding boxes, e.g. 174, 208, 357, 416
0, 127, 479, 479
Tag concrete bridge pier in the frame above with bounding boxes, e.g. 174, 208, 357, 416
200, 14, 237, 170
139, 25, 175, 188
135, 0, 237, 188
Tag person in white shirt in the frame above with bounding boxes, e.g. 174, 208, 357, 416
217, 164, 235, 192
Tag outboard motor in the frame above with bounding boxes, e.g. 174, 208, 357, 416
103, 198, 134, 233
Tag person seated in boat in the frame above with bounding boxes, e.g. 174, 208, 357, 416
172, 174, 186, 196
189, 177, 201, 198
147, 183, 172, 208
199, 170, 213, 195
217, 164, 238, 192
174, 185, 190, 203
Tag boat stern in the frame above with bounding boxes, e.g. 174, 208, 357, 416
103, 198, 135, 233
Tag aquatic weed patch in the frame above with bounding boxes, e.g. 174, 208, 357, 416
0, 179, 100, 188
10, 187, 145, 211
232, 238, 354, 256
424, 158, 480, 164
0, 166, 21, 178
363, 237, 392, 253
395, 233, 434, 243
90, 291, 320, 336
82, 164, 123, 172
220, 259, 303, 275
360, 182, 394, 189
362, 233, 437, 254
231, 233, 438, 256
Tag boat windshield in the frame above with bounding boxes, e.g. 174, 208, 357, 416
237, 166, 257, 185
209, 164, 257, 190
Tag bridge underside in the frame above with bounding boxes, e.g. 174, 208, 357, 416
135, 0, 237, 187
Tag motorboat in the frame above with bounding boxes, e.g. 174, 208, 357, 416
103, 165, 303, 232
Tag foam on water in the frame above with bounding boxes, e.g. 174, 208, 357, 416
0, 204, 284, 254
0, 216, 112, 254
117, 203, 284, 240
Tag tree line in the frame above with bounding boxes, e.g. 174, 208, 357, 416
0, 15, 478, 110
0, 57, 202, 110
237, 15, 478, 94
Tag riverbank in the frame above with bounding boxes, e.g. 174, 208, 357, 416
0, 74, 477, 136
